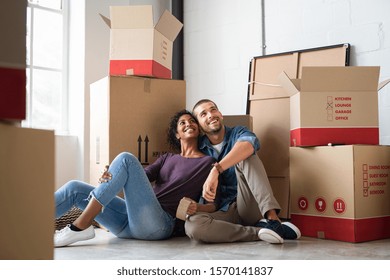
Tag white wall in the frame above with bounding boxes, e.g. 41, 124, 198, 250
184, 0, 390, 144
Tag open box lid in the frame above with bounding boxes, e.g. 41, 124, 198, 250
155, 10, 183, 41
102, 5, 154, 29
279, 66, 382, 95
100, 6, 182, 41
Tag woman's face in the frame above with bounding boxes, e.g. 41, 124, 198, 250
176, 114, 199, 141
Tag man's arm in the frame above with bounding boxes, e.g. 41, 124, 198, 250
217, 141, 254, 172
202, 141, 255, 202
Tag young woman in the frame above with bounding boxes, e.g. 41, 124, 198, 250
54, 110, 218, 247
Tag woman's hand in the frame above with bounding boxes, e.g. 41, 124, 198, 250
98, 165, 112, 184
185, 198, 198, 215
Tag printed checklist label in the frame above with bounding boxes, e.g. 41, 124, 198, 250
362, 164, 389, 197
326, 96, 352, 121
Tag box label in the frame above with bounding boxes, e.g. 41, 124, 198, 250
362, 164, 390, 197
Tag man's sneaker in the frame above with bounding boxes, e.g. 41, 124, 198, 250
255, 219, 301, 240
282, 221, 301, 240
257, 219, 284, 244
258, 228, 284, 244
54, 224, 95, 247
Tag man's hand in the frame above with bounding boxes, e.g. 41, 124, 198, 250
202, 167, 219, 202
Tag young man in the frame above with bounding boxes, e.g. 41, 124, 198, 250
185, 99, 300, 244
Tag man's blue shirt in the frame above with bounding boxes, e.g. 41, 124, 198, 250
198, 125, 260, 211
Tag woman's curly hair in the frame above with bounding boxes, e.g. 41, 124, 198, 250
167, 109, 199, 152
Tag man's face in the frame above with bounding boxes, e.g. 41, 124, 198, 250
193, 101, 223, 135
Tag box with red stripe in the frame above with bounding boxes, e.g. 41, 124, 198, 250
279, 66, 390, 147
101, 5, 183, 79
290, 145, 390, 242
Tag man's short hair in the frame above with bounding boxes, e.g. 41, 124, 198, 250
192, 99, 218, 116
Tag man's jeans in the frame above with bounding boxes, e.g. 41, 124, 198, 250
185, 154, 281, 243
55, 152, 175, 240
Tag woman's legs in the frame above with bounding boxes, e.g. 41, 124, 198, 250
55, 152, 174, 241
91, 152, 174, 240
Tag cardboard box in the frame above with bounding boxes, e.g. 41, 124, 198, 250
290, 145, 390, 242
89, 75, 185, 185
247, 44, 350, 218
280, 66, 390, 147
101, 5, 183, 78
223, 115, 253, 131
0, 123, 54, 259
0, 0, 27, 120
247, 44, 350, 176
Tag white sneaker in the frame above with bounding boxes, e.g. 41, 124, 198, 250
54, 224, 95, 247
258, 228, 284, 244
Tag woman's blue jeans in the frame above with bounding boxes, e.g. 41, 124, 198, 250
55, 152, 175, 240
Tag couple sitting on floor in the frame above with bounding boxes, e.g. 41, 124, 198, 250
54, 99, 300, 247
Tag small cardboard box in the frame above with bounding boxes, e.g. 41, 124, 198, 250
290, 145, 390, 242
89, 75, 185, 185
0, 123, 54, 259
0, 0, 27, 120
279, 66, 390, 147
101, 5, 183, 79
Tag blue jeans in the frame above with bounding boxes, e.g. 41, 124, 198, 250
55, 152, 175, 240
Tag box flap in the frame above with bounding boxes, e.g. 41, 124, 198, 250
99, 14, 111, 28
378, 78, 390, 91
110, 5, 153, 29
300, 66, 380, 92
155, 10, 183, 41
278, 71, 300, 96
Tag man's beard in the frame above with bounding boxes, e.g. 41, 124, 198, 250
203, 120, 223, 135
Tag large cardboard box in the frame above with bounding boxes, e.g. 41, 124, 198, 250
90, 75, 185, 185
101, 5, 183, 79
280, 66, 390, 147
247, 44, 350, 218
0, 0, 27, 120
290, 145, 390, 242
0, 123, 54, 259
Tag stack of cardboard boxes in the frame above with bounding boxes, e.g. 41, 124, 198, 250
280, 66, 390, 242
89, 6, 186, 184
248, 45, 390, 242
247, 44, 350, 219
0, 1, 55, 259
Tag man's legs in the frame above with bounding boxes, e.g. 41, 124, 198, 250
235, 154, 281, 225
185, 202, 260, 243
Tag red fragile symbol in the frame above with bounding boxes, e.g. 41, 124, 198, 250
298, 196, 308, 211
333, 198, 346, 214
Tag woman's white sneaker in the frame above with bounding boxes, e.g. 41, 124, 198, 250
54, 224, 95, 247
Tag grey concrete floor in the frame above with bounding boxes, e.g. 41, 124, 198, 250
54, 228, 390, 260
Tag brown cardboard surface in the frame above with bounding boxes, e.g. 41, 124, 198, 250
290, 145, 390, 242
0, 123, 54, 259
223, 115, 253, 131
90, 75, 186, 185
109, 5, 153, 29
